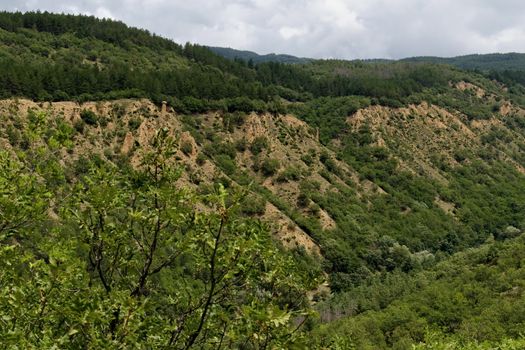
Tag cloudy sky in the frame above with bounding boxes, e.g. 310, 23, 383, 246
3, 0, 525, 59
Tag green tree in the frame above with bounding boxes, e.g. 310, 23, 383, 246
0, 126, 311, 349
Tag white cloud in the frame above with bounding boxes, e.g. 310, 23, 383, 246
279, 26, 308, 40
4, 0, 525, 59
94, 7, 114, 19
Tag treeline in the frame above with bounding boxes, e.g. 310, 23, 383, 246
0, 11, 263, 103
0, 11, 464, 112
0, 10, 182, 51
0, 57, 270, 102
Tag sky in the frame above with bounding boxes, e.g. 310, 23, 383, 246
3, 0, 525, 59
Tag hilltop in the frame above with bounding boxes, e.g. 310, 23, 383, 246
207, 46, 310, 64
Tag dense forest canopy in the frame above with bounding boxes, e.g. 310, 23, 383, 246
0, 11, 485, 108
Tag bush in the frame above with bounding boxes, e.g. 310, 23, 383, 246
277, 166, 302, 182
111, 103, 126, 118
379, 97, 404, 108
222, 112, 246, 132
250, 136, 269, 155
6, 125, 20, 145
73, 156, 91, 176
299, 179, 321, 193
309, 203, 321, 216
235, 138, 248, 152
180, 140, 193, 156
261, 158, 280, 176
80, 109, 98, 125
196, 152, 207, 165
178, 96, 208, 114
226, 97, 266, 113
73, 119, 85, 133
215, 154, 236, 175
207, 141, 237, 159
297, 192, 309, 207
240, 195, 266, 216
453, 149, 469, 162
128, 117, 142, 131
301, 153, 314, 166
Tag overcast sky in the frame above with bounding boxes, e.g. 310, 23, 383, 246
3, 0, 525, 59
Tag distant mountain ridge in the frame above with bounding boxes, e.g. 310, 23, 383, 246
207, 46, 311, 64
401, 52, 525, 71
210, 46, 525, 71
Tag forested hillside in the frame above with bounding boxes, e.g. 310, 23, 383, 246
2, 11, 525, 349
